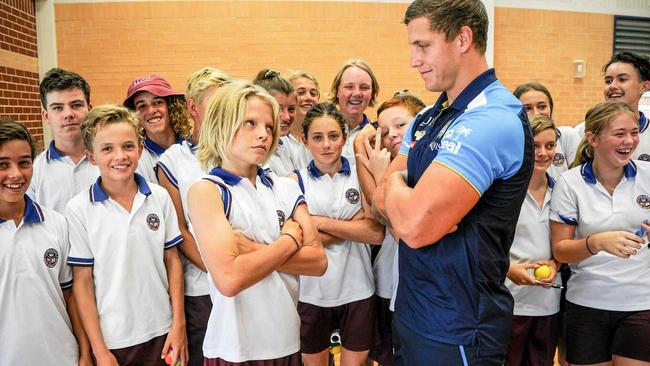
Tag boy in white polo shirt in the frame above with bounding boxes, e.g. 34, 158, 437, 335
0, 119, 90, 365
66, 105, 187, 365
30, 68, 99, 213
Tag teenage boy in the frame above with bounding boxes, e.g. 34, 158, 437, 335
30, 68, 99, 213
0, 119, 91, 365
66, 105, 188, 365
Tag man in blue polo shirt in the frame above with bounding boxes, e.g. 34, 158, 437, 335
375, 1, 533, 364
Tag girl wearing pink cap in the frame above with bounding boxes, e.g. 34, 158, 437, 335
124, 74, 192, 182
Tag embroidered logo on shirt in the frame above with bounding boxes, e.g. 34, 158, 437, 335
553, 153, 566, 167
277, 210, 286, 229
638, 154, 650, 162
44, 248, 58, 268
636, 195, 650, 210
146, 213, 160, 231
345, 188, 360, 204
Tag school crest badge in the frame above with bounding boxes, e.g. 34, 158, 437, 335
553, 153, 565, 167
277, 210, 286, 228
146, 213, 160, 231
345, 188, 360, 204
638, 154, 650, 162
636, 195, 650, 210
44, 248, 58, 268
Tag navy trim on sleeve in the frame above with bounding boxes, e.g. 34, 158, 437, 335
67, 257, 94, 266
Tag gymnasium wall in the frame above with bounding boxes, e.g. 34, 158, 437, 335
0, 0, 42, 144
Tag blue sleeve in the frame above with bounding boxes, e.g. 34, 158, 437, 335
433, 107, 525, 195
399, 121, 414, 156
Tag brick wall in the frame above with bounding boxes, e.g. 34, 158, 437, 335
0, 0, 42, 145
494, 7, 613, 126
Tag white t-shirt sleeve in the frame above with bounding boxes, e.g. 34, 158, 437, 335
275, 177, 306, 219
156, 152, 178, 189
65, 202, 94, 266
59, 220, 73, 288
558, 126, 581, 166
549, 175, 579, 225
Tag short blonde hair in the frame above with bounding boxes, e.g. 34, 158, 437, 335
287, 70, 320, 92
197, 80, 280, 171
81, 104, 143, 152
328, 59, 380, 107
185, 67, 231, 104
529, 115, 556, 136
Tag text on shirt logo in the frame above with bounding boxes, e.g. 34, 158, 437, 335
277, 210, 286, 229
44, 248, 59, 268
636, 195, 650, 210
146, 213, 160, 231
638, 154, 650, 162
345, 188, 360, 204
553, 153, 566, 167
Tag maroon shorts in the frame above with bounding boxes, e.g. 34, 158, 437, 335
566, 302, 650, 364
110, 334, 167, 366
368, 295, 395, 366
186, 295, 212, 366
298, 296, 374, 354
203, 352, 301, 366
505, 313, 559, 366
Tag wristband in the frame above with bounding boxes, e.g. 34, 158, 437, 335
282, 232, 300, 250
585, 235, 597, 255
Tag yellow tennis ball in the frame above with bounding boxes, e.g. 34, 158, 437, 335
534, 264, 551, 280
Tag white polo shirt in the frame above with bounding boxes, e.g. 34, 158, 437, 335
0, 196, 78, 365
66, 174, 182, 349
506, 174, 561, 316
550, 160, 650, 311
574, 112, 650, 162
198, 167, 305, 362
29, 141, 99, 213
373, 228, 397, 300
137, 136, 185, 183
157, 140, 208, 297
547, 126, 580, 181
264, 138, 296, 177
341, 115, 371, 167
282, 133, 311, 169
296, 157, 374, 307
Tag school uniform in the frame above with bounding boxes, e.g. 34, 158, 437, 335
550, 160, 650, 364
547, 126, 580, 180
504, 174, 561, 366
137, 135, 185, 183
157, 140, 210, 366
282, 133, 311, 169
264, 138, 297, 177
66, 174, 182, 350
29, 140, 99, 213
0, 196, 78, 365
575, 112, 650, 162
199, 168, 305, 364
294, 157, 375, 353
341, 114, 371, 166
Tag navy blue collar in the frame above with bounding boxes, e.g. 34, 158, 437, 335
89, 173, 152, 202
0, 195, 44, 224
639, 111, 648, 133
580, 160, 637, 184
546, 172, 555, 189
208, 167, 273, 188
144, 135, 184, 156
307, 157, 351, 178
46, 140, 66, 161
432, 69, 497, 112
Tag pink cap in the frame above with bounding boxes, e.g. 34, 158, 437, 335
123, 74, 183, 108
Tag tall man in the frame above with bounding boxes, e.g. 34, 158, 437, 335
375, 1, 533, 364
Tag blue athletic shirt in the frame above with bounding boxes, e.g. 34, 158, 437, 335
395, 69, 533, 356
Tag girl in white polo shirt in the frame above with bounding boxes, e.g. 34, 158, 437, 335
513, 82, 580, 181
0, 119, 88, 365
504, 115, 561, 366
187, 80, 327, 366
290, 102, 384, 366
156, 67, 231, 366
550, 101, 650, 365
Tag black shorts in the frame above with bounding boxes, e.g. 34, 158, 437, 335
368, 295, 395, 366
111, 334, 167, 366
566, 302, 650, 364
298, 296, 374, 354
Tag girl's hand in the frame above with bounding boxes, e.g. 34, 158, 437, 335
356, 129, 391, 184
506, 262, 537, 286
233, 230, 260, 254
354, 123, 378, 147
534, 260, 558, 287
282, 219, 303, 247
589, 231, 644, 258
161, 323, 188, 366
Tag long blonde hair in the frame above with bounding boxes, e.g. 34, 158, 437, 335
571, 101, 636, 168
197, 80, 279, 171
